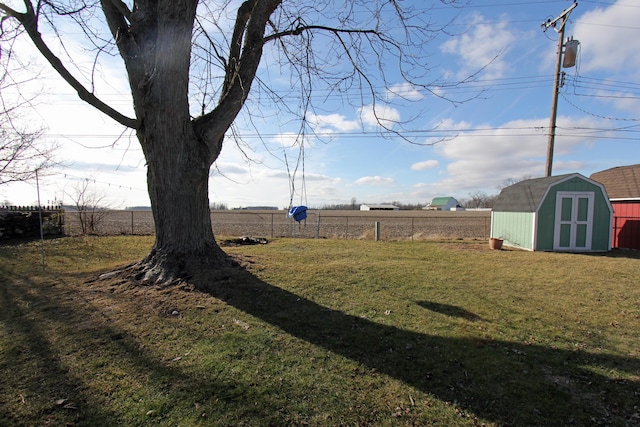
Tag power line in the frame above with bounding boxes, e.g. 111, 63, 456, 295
59, 172, 148, 193
579, 0, 640, 8
43, 125, 640, 141
561, 92, 640, 121
42, 72, 640, 105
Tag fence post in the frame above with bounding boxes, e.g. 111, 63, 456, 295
484, 217, 488, 240
131, 211, 134, 235
345, 217, 349, 240
59, 208, 65, 236
374, 221, 381, 241
411, 217, 414, 240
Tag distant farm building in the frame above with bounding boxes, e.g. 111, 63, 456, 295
234, 206, 279, 211
359, 204, 399, 211
424, 197, 460, 211
491, 174, 612, 252
590, 164, 640, 250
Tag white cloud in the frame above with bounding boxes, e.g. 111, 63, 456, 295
387, 82, 424, 101
355, 176, 395, 186
439, 12, 513, 80
308, 113, 359, 132
358, 104, 401, 128
425, 116, 604, 195
272, 132, 313, 148
211, 162, 249, 176
421, 118, 472, 146
411, 160, 439, 171
573, 2, 640, 74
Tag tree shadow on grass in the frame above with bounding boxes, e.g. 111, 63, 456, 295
3, 257, 639, 426
0, 273, 122, 426
416, 300, 483, 321
0, 270, 290, 426
201, 265, 640, 426
578, 248, 640, 260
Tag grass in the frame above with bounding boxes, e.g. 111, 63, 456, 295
1, 236, 639, 426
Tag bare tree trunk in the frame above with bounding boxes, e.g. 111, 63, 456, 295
146, 137, 215, 255
134, 125, 228, 284
116, 0, 233, 284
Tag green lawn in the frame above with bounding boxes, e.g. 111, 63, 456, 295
1, 236, 639, 426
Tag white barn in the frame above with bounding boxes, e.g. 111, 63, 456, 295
360, 204, 399, 211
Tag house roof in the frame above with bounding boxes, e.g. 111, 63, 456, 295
429, 196, 456, 206
493, 173, 583, 212
590, 164, 640, 199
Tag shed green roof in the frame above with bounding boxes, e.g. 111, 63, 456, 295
429, 196, 456, 206
493, 174, 580, 212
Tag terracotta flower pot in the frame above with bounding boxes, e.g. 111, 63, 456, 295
489, 238, 503, 250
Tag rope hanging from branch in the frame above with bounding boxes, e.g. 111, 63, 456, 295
285, 142, 308, 224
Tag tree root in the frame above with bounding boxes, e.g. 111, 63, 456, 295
96, 245, 246, 290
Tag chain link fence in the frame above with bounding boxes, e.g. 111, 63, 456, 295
62, 209, 492, 241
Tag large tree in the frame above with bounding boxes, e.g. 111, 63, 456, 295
0, 0, 465, 284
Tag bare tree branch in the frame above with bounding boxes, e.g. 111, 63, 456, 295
193, 0, 282, 155
0, 41, 57, 185
264, 24, 380, 43
1, 0, 138, 129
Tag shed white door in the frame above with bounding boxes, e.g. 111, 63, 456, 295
554, 192, 594, 251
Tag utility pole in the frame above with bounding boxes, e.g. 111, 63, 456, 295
542, 1, 578, 177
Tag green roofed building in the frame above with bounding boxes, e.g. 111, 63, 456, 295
424, 197, 460, 211
491, 173, 612, 252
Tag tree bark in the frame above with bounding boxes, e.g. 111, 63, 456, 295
117, 0, 233, 283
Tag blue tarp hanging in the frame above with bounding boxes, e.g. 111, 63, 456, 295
288, 205, 308, 223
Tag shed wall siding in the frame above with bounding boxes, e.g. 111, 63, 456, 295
591, 190, 613, 251
613, 201, 640, 217
612, 201, 640, 250
491, 212, 534, 250
536, 195, 557, 250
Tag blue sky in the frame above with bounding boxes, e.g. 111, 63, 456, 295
3, 0, 640, 209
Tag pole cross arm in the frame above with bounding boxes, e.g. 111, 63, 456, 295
542, 2, 578, 32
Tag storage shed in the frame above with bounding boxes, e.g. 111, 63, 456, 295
590, 164, 640, 250
491, 173, 612, 252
